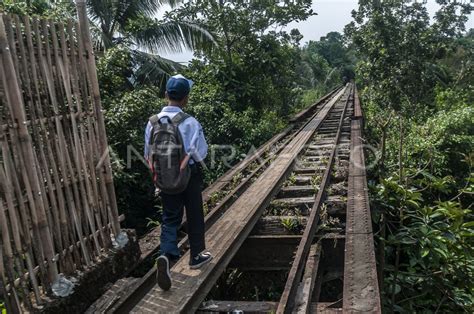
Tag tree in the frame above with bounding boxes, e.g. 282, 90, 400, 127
299, 31, 356, 89
170, 0, 314, 115
345, 0, 472, 116
345, 1, 474, 311
0, 0, 214, 86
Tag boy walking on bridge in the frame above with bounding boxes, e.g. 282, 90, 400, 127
144, 74, 212, 291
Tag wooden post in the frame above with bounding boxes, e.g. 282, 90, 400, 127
75, 0, 121, 235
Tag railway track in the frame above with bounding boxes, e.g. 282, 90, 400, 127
99, 83, 380, 313
133, 87, 342, 265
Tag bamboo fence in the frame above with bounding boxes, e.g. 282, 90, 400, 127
0, 1, 121, 311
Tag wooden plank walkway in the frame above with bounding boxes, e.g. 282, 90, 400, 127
129, 87, 347, 313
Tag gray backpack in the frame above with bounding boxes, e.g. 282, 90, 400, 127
148, 112, 191, 194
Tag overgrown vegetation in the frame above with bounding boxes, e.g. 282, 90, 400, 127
3, 1, 470, 311
87, 0, 353, 232
0, 1, 353, 234
345, 0, 473, 311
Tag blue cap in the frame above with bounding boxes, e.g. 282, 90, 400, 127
166, 74, 194, 99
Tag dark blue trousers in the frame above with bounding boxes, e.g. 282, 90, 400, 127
160, 165, 206, 259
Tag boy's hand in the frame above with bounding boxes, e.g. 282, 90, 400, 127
180, 154, 191, 171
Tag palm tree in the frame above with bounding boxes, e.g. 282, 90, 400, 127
85, 0, 213, 86
1, 1, 212, 85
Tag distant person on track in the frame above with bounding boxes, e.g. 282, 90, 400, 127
144, 74, 212, 291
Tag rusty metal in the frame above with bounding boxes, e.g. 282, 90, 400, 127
106, 84, 381, 314
276, 85, 353, 314
106, 88, 345, 313
342, 116, 381, 313
137, 87, 342, 264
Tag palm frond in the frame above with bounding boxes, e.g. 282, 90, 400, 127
86, 0, 113, 24
130, 19, 215, 54
175, 20, 216, 51
131, 50, 183, 88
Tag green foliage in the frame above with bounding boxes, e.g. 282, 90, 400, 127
280, 217, 301, 234
96, 47, 164, 233
347, 1, 474, 311
172, 0, 314, 117
345, 0, 472, 117
373, 176, 474, 312
0, 302, 5, 314
300, 31, 356, 87
409, 102, 473, 177
104, 86, 163, 233
292, 88, 325, 114
96, 47, 134, 98
362, 75, 474, 312
0, 0, 75, 20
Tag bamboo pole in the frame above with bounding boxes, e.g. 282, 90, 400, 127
0, 111, 95, 131
0, 144, 34, 309
73, 21, 113, 244
0, 127, 42, 303
33, 17, 92, 266
0, 70, 52, 294
4, 214, 124, 292
51, 21, 102, 255
28, 15, 83, 264
0, 11, 124, 307
76, 0, 121, 235
0, 145, 41, 305
59, 21, 108, 248
13, 14, 72, 271
23, 15, 83, 271
0, 13, 59, 283
0, 202, 22, 314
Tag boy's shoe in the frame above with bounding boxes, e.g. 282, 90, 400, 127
156, 255, 171, 291
189, 252, 213, 269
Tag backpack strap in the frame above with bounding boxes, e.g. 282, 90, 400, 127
148, 115, 160, 145
149, 114, 160, 128
171, 112, 191, 125
171, 112, 193, 163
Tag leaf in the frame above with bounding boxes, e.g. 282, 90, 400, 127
393, 284, 402, 295
421, 247, 430, 257
407, 199, 420, 209
462, 221, 474, 228
433, 247, 448, 259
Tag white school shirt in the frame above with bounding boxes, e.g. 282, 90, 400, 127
144, 106, 208, 164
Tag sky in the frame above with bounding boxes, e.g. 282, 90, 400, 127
160, 0, 474, 63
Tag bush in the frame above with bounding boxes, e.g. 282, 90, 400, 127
373, 176, 474, 312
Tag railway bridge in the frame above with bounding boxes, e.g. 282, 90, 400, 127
104, 83, 381, 314
0, 3, 380, 313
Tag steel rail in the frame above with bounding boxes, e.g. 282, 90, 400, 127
136, 87, 341, 264
202, 86, 341, 201
276, 85, 353, 313
104, 87, 343, 313
342, 90, 381, 313
113, 86, 349, 313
